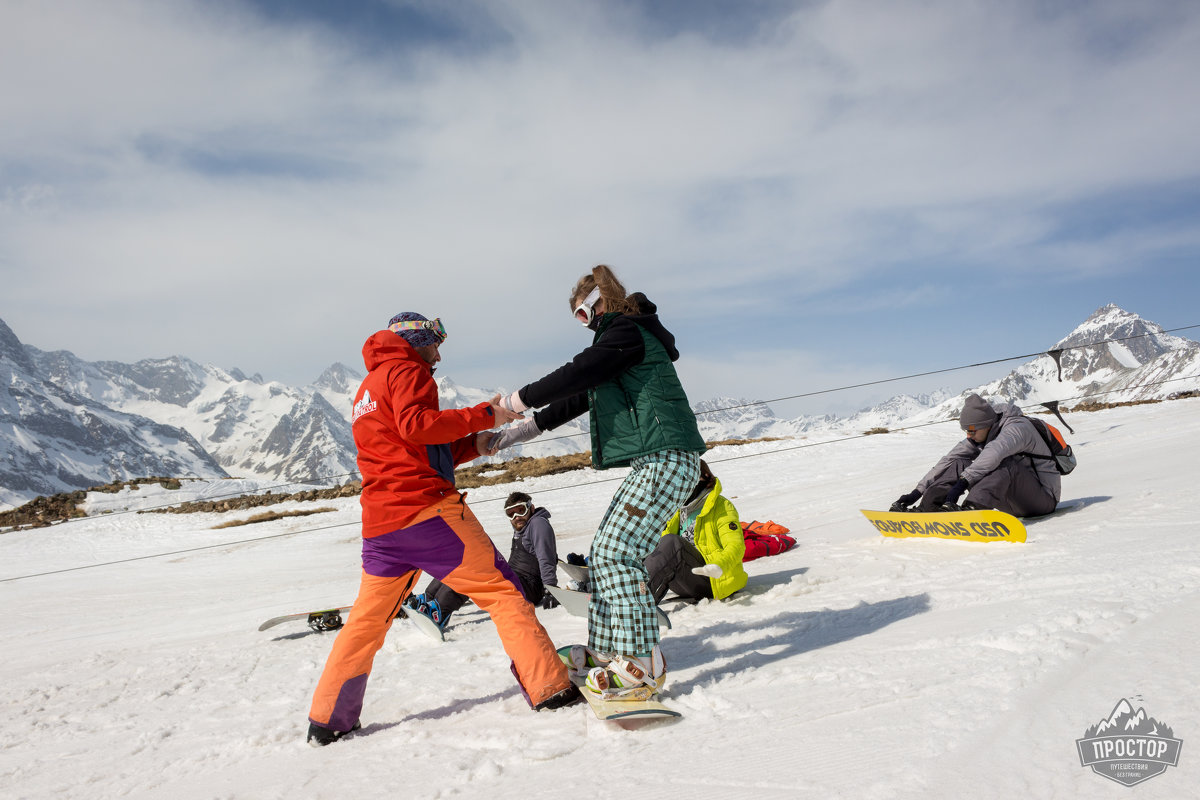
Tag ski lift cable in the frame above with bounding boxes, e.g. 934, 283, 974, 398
531, 323, 1200, 443
6, 325, 1198, 526
3, 373, 1196, 584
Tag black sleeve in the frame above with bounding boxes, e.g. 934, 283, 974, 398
533, 393, 590, 432
519, 318, 644, 411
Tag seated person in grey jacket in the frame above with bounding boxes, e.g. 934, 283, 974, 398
408, 492, 561, 628
891, 394, 1060, 517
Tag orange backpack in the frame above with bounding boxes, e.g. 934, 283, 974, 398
1025, 418, 1077, 475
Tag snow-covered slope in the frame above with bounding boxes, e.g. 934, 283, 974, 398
2, 396, 1196, 798
0, 320, 228, 508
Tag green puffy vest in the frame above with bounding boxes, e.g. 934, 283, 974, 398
587, 316, 706, 469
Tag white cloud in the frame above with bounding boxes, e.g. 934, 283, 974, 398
2, 0, 1198, 398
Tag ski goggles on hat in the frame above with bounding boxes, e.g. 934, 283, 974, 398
573, 287, 602, 326
389, 317, 447, 343
504, 501, 532, 519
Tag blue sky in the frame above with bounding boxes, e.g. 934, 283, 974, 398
2, 0, 1199, 416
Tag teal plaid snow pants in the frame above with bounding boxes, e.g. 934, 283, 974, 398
587, 450, 701, 655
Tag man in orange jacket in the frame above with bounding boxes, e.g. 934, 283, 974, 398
307, 312, 579, 746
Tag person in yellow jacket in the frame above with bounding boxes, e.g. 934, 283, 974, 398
645, 460, 748, 602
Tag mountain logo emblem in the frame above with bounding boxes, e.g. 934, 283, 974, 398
352, 390, 378, 423
1077, 698, 1183, 786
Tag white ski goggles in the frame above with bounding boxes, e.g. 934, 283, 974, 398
504, 501, 532, 519
573, 287, 601, 326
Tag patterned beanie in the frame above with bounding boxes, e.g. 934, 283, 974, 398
959, 393, 999, 431
387, 312, 441, 348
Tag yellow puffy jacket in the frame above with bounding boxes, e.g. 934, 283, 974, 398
662, 477, 748, 599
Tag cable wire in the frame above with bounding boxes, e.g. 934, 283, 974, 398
3, 372, 1196, 584
5, 324, 1198, 525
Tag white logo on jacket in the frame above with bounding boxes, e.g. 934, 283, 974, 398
352, 390, 378, 423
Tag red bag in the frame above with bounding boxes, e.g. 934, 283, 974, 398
740, 520, 796, 562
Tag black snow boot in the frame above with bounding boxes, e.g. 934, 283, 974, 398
307, 720, 361, 747
534, 685, 584, 711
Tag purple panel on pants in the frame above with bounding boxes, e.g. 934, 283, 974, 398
319, 672, 369, 732
361, 515, 467, 578
494, 547, 528, 600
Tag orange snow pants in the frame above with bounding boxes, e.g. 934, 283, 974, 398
308, 493, 570, 731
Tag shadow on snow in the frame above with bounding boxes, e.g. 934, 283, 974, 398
669, 593, 932, 691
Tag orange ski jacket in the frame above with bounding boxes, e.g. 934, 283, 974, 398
352, 330, 497, 538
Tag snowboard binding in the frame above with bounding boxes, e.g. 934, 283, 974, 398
307, 610, 345, 632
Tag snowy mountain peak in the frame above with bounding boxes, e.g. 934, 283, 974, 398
1054, 305, 1183, 363
0, 320, 229, 507
1046, 305, 1197, 388
693, 396, 779, 422
907, 305, 1200, 423
436, 376, 496, 409
312, 362, 363, 394
0, 316, 363, 507
0, 317, 36, 373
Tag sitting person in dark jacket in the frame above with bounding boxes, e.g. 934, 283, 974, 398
891, 394, 1060, 517
408, 491, 561, 627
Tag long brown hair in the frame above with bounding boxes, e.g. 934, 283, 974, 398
569, 264, 638, 316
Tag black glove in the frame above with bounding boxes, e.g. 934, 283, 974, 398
890, 489, 922, 512
566, 552, 588, 567
942, 478, 969, 508
540, 593, 560, 610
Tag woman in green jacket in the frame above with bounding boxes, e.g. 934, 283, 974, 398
491, 265, 706, 699
647, 460, 749, 602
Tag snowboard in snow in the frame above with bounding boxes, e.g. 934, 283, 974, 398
557, 559, 589, 585
860, 508, 1027, 543
257, 605, 443, 641
545, 585, 671, 629
402, 605, 446, 642
258, 606, 353, 632
556, 646, 681, 722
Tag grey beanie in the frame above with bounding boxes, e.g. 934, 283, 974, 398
387, 312, 441, 348
959, 394, 999, 431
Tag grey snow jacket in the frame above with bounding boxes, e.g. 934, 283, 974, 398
917, 403, 1062, 501
510, 508, 558, 589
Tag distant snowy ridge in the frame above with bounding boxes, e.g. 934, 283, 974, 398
23, 347, 360, 488
904, 305, 1200, 425
0, 319, 227, 508
2, 305, 1197, 508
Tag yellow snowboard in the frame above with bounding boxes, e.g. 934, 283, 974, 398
860, 508, 1026, 543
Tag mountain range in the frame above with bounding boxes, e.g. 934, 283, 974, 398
901, 303, 1200, 427
2, 304, 1198, 509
